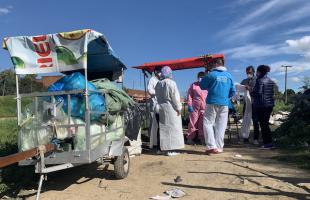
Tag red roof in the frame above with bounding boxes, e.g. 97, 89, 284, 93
132, 54, 224, 72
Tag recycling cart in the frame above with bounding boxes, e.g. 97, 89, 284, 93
2, 29, 130, 199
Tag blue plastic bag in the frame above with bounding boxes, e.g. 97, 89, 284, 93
48, 72, 106, 121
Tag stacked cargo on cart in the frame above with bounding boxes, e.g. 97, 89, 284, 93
1, 29, 141, 199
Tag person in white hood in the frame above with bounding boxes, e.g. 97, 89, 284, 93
155, 66, 185, 153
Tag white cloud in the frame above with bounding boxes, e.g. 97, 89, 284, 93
223, 43, 287, 59
286, 35, 310, 61
289, 77, 302, 83
235, 0, 283, 27
223, 35, 310, 76
285, 26, 310, 35
269, 60, 310, 76
0, 6, 12, 15
220, 0, 310, 42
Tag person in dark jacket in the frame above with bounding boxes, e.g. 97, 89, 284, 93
251, 65, 275, 149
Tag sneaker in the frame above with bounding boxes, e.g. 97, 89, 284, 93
205, 148, 219, 154
253, 140, 259, 145
167, 152, 180, 156
260, 144, 274, 149
156, 150, 164, 155
217, 148, 224, 153
186, 139, 195, 145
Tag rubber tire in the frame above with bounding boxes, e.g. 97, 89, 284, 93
114, 147, 130, 179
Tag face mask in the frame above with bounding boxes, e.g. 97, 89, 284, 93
247, 74, 253, 78
198, 78, 202, 82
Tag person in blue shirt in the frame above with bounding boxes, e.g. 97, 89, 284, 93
200, 58, 236, 154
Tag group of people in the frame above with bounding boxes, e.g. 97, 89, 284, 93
147, 58, 275, 155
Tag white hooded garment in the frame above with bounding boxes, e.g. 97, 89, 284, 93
155, 78, 185, 151
235, 83, 252, 139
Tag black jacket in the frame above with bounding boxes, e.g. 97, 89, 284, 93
251, 75, 275, 108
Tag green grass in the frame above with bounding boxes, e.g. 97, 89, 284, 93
0, 96, 18, 118
0, 119, 18, 156
0, 96, 32, 118
273, 100, 294, 113
0, 119, 35, 195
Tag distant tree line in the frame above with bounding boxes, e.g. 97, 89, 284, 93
0, 69, 45, 96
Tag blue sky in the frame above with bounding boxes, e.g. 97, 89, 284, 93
0, 0, 310, 96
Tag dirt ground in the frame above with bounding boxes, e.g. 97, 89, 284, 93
18, 144, 310, 200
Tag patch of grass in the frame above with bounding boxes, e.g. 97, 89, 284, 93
0, 119, 18, 156
273, 149, 310, 170
0, 96, 17, 118
273, 100, 294, 113
0, 96, 32, 118
0, 119, 35, 195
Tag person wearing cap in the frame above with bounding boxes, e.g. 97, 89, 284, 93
200, 58, 236, 154
155, 66, 185, 153
251, 65, 275, 149
148, 66, 162, 150
186, 71, 208, 145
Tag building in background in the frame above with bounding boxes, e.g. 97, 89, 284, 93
36, 75, 63, 88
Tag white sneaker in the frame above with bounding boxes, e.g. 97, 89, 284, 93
253, 140, 259, 145
217, 148, 224, 153
167, 152, 180, 156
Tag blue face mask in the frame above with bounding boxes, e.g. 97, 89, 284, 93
198, 78, 202, 82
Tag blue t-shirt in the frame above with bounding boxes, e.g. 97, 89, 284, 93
200, 67, 236, 106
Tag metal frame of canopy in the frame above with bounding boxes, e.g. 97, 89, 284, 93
2, 29, 130, 200
132, 54, 224, 147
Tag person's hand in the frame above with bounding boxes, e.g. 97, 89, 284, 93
188, 106, 194, 113
177, 110, 181, 116
245, 85, 250, 90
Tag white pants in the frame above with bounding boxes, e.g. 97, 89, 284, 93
203, 104, 228, 150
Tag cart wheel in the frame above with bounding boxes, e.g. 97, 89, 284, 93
114, 147, 130, 179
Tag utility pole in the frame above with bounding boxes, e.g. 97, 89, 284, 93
281, 65, 292, 104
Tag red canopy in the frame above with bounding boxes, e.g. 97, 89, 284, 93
132, 54, 224, 73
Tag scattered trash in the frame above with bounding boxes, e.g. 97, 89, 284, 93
174, 176, 183, 184
98, 179, 107, 189
151, 188, 186, 199
167, 152, 180, 156
234, 154, 242, 158
129, 155, 136, 158
298, 183, 310, 189
165, 188, 186, 198
150, 195, 171, 200
241, 178, 248, 185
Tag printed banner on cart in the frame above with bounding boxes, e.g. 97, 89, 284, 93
2, 29, 98, 74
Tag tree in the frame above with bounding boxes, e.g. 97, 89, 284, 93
274, 83, 284, 101
299, 77, 310, 92
285, 89, 296, 104
0, 69, 16, 96
0, 69, 45, 95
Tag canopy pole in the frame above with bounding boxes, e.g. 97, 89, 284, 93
84, 67, 91, 154
15, 74, 21, 126
142, 70, 150, 134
